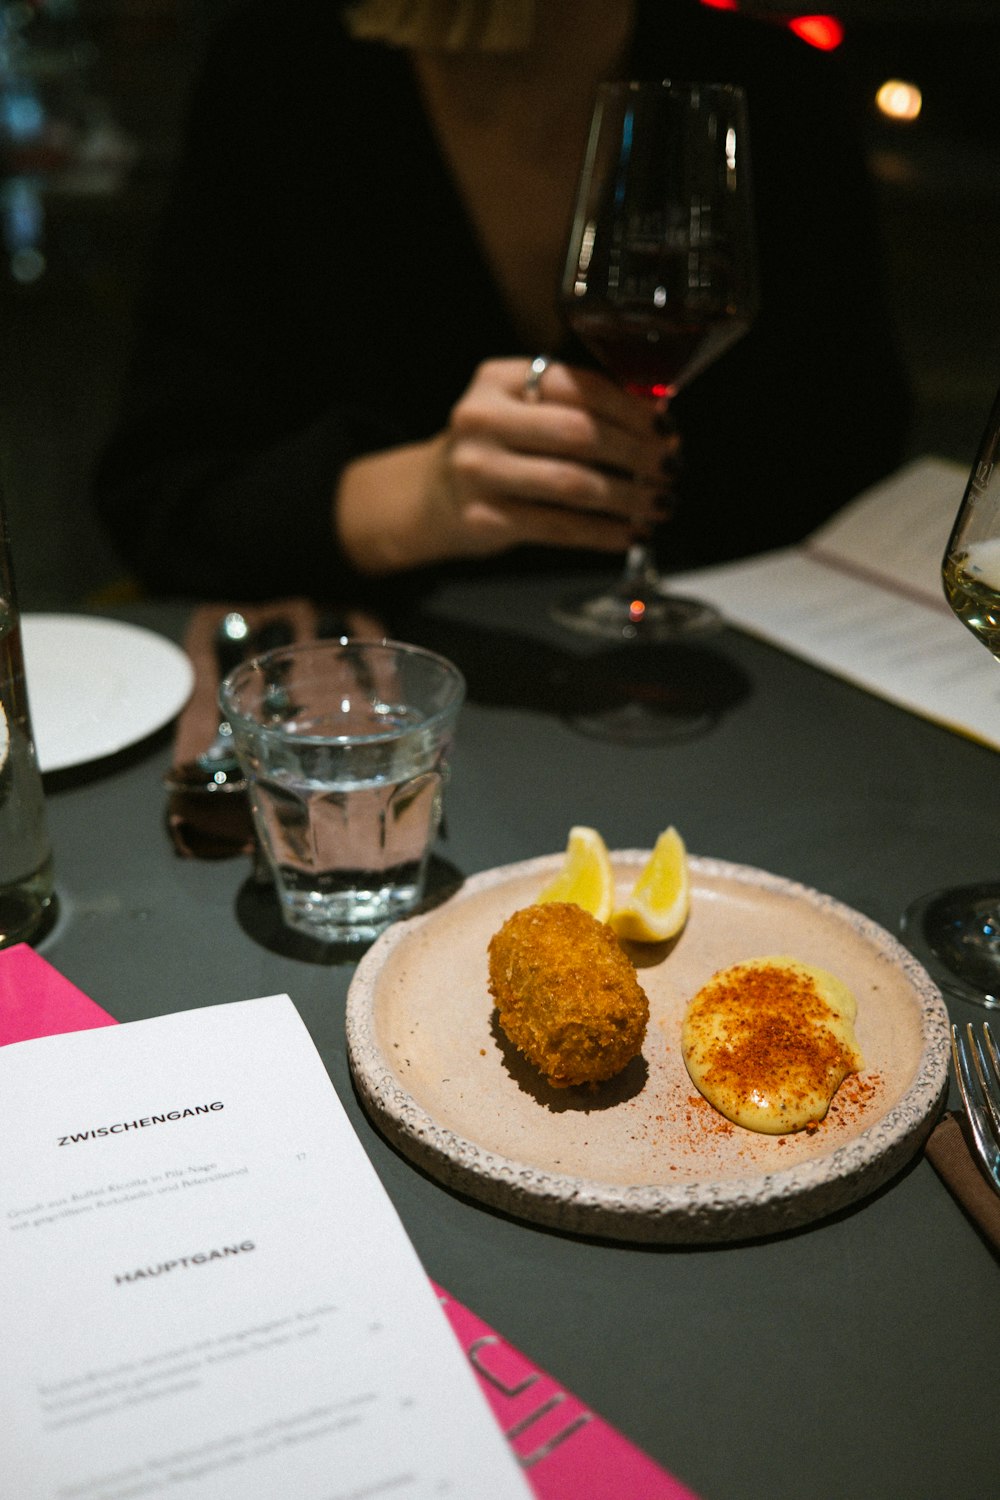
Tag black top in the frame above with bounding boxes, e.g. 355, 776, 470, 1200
91, 0, 911, 609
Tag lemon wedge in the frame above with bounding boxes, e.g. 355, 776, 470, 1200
610, 826, 690, 943
537, 825, 614, 922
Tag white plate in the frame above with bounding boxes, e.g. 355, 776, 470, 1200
347, 852, 950, 1243
22, 614, 193, 773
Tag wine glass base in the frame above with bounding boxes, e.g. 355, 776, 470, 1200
900, 882, 1000, 1008
551, 585, 722, 642
565, 699, 714, 745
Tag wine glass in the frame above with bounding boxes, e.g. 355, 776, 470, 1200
552, 79, 758, 641
902, 379, 1000, 1006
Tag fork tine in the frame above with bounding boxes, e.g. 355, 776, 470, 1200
952, 1023, 979, 1136
971, 1021, 1000, 1141
952, 1022, 1000, 1196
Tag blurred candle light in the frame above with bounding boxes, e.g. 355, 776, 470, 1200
876, 79, 923, 123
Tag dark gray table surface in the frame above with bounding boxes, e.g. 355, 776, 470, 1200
31, 573, 1000, 1500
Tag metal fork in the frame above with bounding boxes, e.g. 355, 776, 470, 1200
951, 1020, 1000, 1196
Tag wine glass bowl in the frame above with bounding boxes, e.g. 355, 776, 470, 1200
942, 405, 1000, 659
903, 381, 1000, 1007
552, 78, 758, 642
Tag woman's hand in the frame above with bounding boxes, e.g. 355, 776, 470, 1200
335, 356, 678, 574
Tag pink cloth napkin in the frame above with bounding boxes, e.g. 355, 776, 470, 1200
0, 945, 697, 1499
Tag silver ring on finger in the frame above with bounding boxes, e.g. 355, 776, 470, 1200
522, 354, 551, 403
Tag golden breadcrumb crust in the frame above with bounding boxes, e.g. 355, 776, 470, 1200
487, 902, 649, 1089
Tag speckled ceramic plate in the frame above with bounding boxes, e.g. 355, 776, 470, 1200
346, 853, 950, 1243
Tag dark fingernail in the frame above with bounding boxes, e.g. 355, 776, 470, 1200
653, 409, 678, 437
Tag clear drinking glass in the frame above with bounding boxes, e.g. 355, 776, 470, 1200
220, 639, 465, 945
0, 488, 55, 947
903, 379, 1000, 1006
552, 79, 758, 641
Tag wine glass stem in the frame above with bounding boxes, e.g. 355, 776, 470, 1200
622, 540, 660, 596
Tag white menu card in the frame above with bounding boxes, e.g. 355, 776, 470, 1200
0, 995, 530, 1500
680, 457, 1000, 751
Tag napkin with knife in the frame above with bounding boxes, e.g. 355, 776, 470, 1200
924, 1109, 1000, 1252
166, 599, 381, 859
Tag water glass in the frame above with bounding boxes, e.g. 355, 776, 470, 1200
0, 491, 54, 947
220, 639, 465, 944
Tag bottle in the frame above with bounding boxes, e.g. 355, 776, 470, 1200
0, 489, 55, 946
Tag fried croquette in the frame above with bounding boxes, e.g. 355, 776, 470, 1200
487, 902, 649, 1089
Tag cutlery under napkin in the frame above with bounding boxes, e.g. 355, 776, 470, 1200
166, 599, 383, 858
924, 1110, 1000, 1253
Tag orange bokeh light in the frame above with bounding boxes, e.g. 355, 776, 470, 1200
876, 80, 923, 122
787, 15, 844, 50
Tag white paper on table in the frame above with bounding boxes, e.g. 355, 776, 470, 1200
678, 456, 1000, 750
0, 995, 530, 1500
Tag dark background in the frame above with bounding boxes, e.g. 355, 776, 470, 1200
2, 0, 998, 608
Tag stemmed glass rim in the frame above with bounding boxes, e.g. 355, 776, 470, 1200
550, 64, 756, 654
597, 78, 747, 96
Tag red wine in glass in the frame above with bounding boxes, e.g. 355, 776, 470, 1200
567, 307, 752, 400
552, 79, 758, 644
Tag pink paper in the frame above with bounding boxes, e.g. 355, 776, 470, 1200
0, 946, 697, 1500
0, 944, 117, 1044
435, 1284, 698, 1499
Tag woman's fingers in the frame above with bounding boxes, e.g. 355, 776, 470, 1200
506, 356, 658, 440
411, 356, 684, 560
453, 357, 677, 491
450, 439, 667, 527
452, 494, 637, 555
336, 352, 680, 574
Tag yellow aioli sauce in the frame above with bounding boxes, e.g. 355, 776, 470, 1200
681, 956, 864, 1134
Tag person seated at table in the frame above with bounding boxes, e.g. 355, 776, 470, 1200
90, 0, 910, 611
